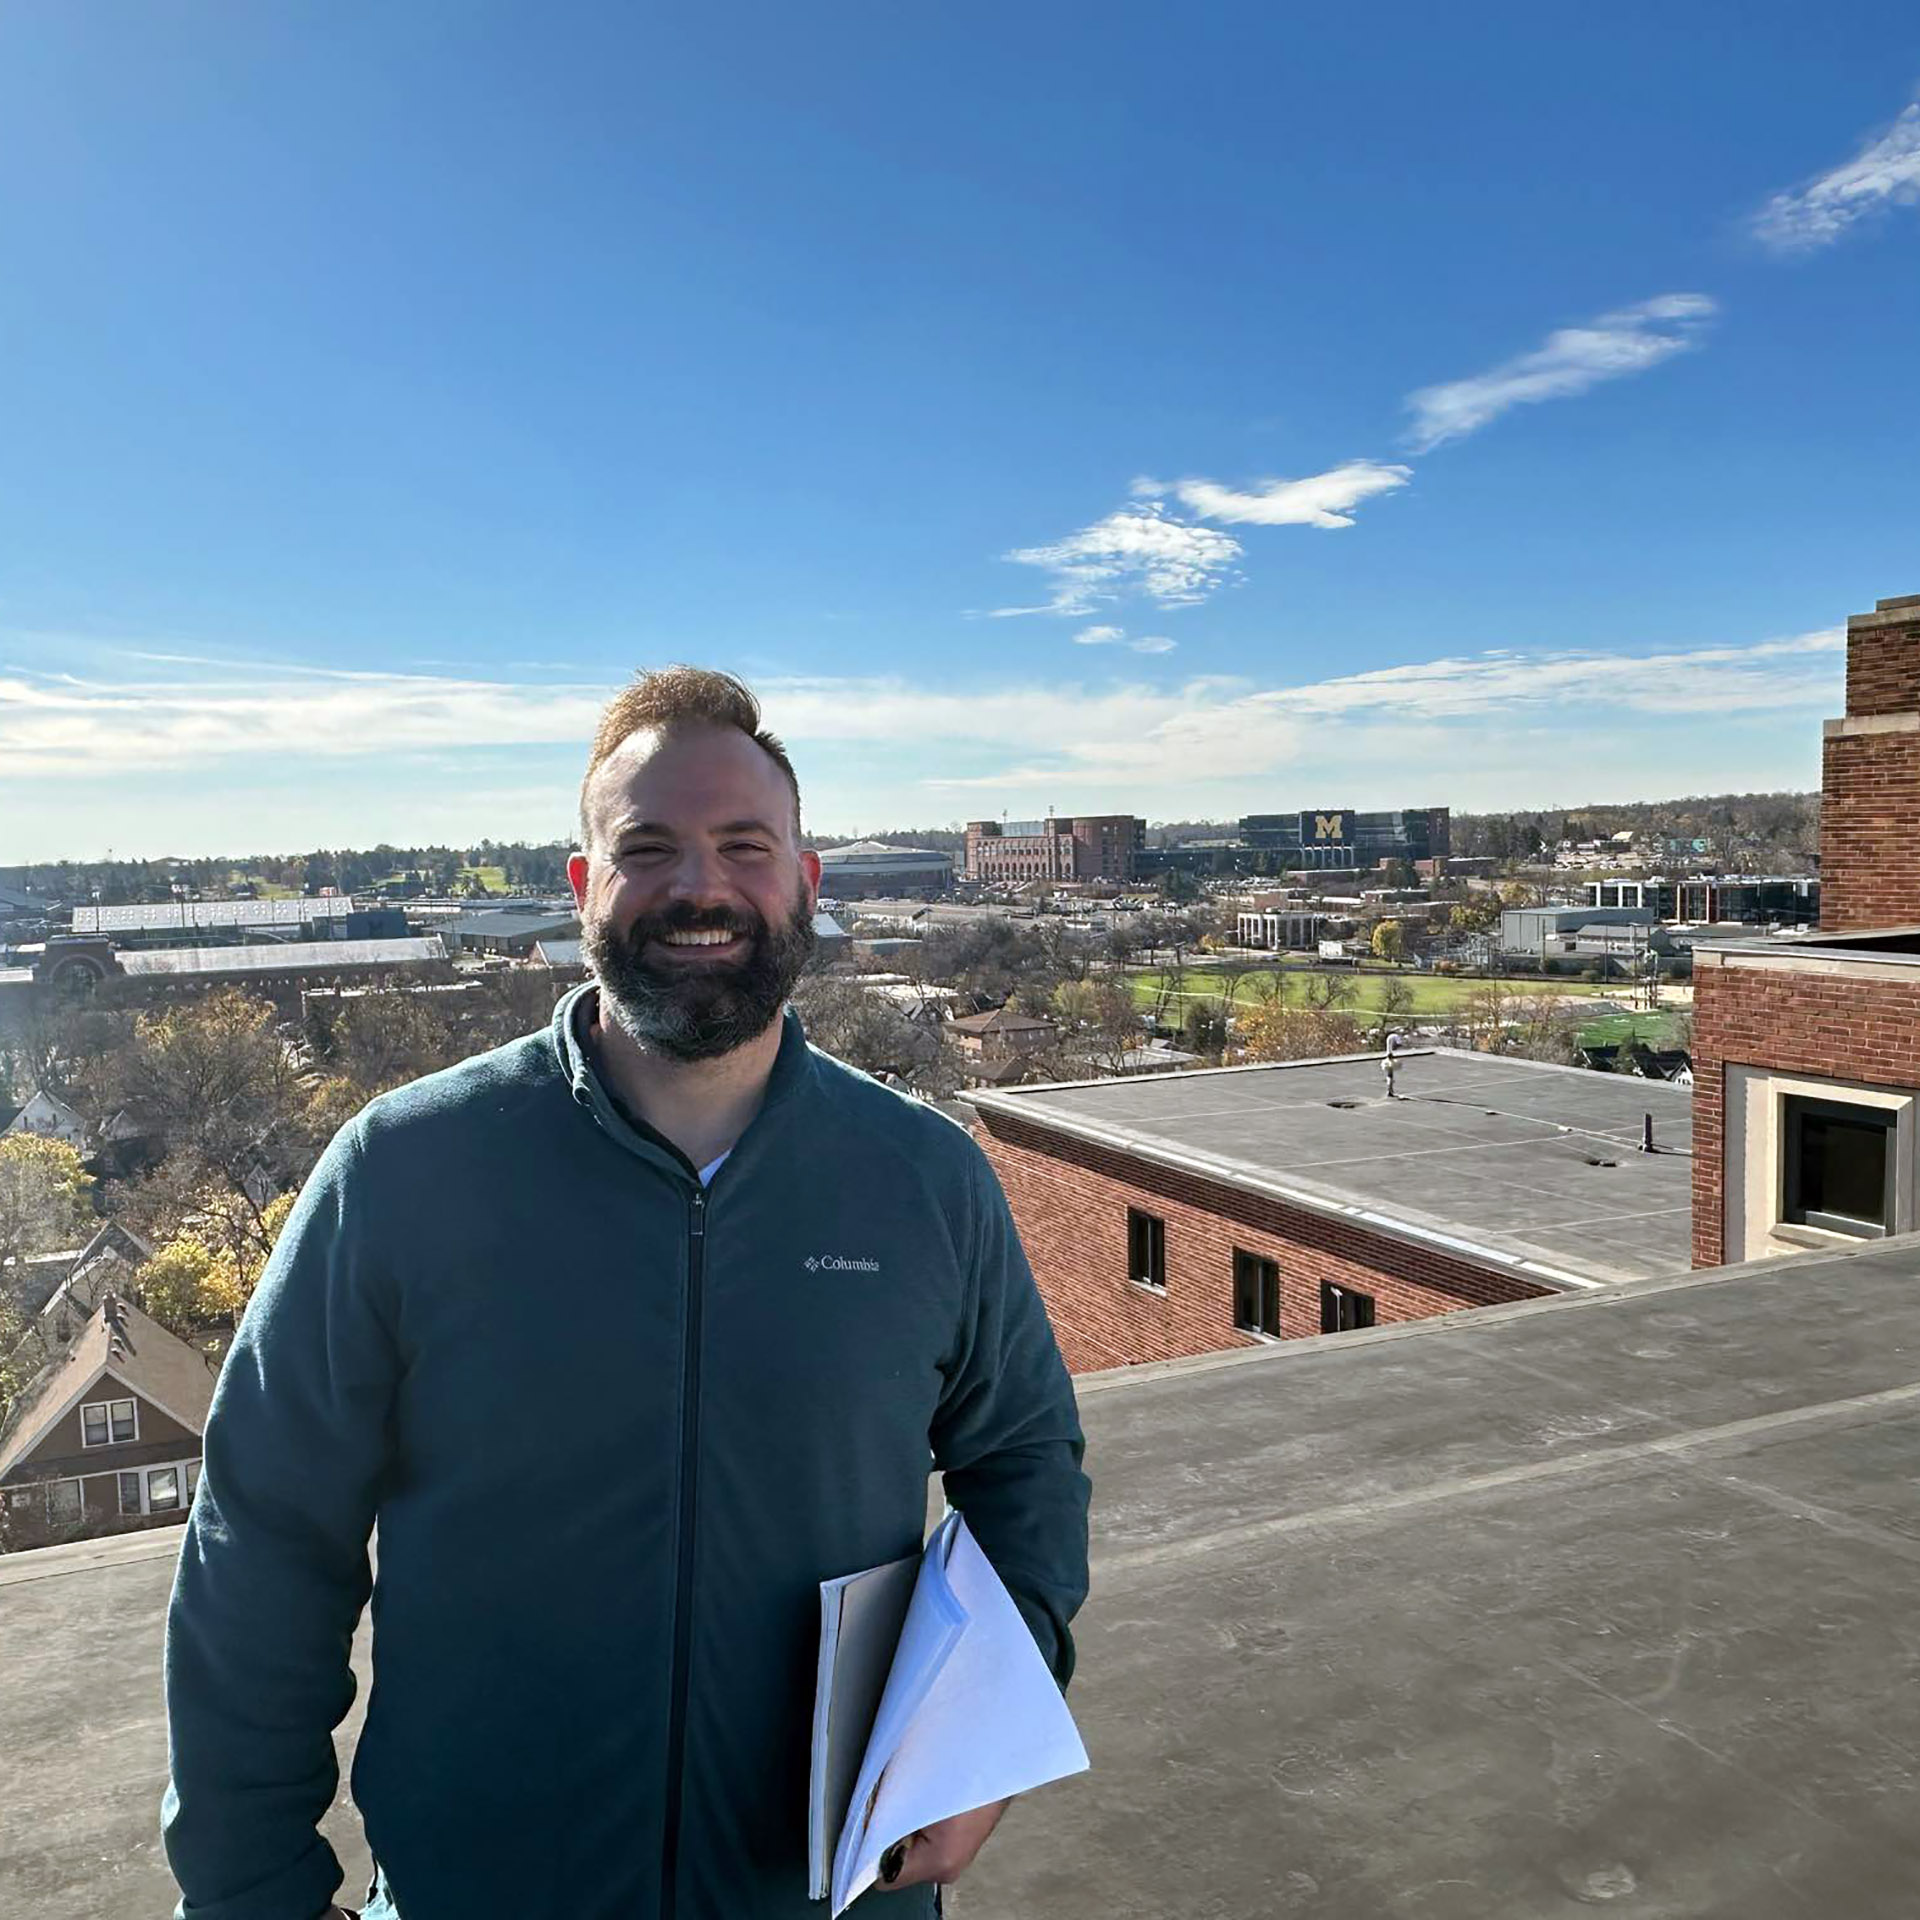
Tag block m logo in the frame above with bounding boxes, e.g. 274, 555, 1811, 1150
1313, 813, 1346, 841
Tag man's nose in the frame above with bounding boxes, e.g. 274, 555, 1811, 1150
664, 847, 736, 907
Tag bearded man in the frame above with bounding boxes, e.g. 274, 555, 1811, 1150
162, 669, 1090, 1920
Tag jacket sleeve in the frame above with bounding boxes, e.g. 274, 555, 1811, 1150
162, 1117, 400, 1920
930, 1147, 1092, 1686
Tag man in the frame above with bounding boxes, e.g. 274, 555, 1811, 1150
163, 668, 1091, 1920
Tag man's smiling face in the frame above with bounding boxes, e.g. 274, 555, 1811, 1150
569, 722, 823, 1061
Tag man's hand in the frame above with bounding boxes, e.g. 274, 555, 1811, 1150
878, 1797, 1012, 1892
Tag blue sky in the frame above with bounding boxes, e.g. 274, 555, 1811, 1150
4, 3, 1918, 861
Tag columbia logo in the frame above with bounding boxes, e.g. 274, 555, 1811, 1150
805, 1253, 881, 1274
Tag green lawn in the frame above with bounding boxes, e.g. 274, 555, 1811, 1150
1128, 967, 1621, 1018
1575, 1010, 1687, 1050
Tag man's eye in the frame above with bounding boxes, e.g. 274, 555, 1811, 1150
619, 845, 669, 861
725, 842, 771, 856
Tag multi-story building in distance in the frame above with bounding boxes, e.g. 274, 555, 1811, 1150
964, 815, 1144, 886
1237, 806, 1450, 871
1585, 875, 1820, 924
813, 839, 954, 899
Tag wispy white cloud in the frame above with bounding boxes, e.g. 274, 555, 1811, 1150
1, 626, 1841, 857
1, 628, 1838, 786
1755, 97, 1920, 253
1174, 460, 1412, 528
1073, 625, 1179, 654
913, 627, 1842, 792
996, 502, 1242, 616
1404, 295, 1717, 453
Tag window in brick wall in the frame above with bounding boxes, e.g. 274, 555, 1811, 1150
1127, 1209, 1166, 1290
1232, 1249, 1281, 1337
1321, 1281, 1376, 1334
1782, 1095, 1896, 1238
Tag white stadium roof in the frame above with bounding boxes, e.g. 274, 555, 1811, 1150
72, 897, 356, 934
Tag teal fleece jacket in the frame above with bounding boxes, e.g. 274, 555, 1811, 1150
162, 988, 1090, 1920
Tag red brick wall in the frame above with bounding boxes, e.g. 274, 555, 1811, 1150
1690, 958, 1920, 1266
977, 1110, 1551, 1373
1822, 596, 1920, 933
1846, 596, 1920, 716
1821, 728, 1920, 932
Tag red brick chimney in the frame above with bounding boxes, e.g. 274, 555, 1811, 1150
1820, 593, 1920, 932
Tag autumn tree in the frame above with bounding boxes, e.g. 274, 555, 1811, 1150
117, 990, 320, 1250
1235, 1000, 1363, 1064
1370, 919, 1407, 966
136, 1190, 296, 1334
0, 1134, 94, 1273
789, 975, 956, 1093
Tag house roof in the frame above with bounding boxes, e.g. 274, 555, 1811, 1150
969, 1048, 1694, 1290
533, 939, 584, 967
947, 1006, 1057, 1036
8, 1234, 1920, 1916
0, 1294, 217, 1482
3, 1088, 88, 1138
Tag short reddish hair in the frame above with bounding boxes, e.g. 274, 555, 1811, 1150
578, 666, 801, 846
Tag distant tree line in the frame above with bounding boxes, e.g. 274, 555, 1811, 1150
1450, 791, 1819, 871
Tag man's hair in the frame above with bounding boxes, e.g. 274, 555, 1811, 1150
578, 666, 801, 847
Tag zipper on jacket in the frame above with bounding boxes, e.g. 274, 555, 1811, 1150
660, 1186, 706, 1920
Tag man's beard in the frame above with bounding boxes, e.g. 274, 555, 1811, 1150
583, 880, 817, 1063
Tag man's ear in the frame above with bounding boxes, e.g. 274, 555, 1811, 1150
567, 851, 591, 909
800, 847, 823, 906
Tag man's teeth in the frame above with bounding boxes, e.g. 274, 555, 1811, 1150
663, 929, 738, 946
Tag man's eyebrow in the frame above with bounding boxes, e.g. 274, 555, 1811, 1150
607, 818, 783, 838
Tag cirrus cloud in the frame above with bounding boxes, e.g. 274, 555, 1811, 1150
1754, 97, 1920, 254
1405, 294, 1718, 453
996, 502, 1242, 617
1174, 460, 1413, 528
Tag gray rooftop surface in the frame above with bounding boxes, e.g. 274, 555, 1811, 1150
974, 1049, 1695, 1289
117, 937, 447, 976
6, 1236, 1920, 1917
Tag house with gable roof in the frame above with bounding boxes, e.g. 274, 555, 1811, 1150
0, 1291, 216, 1551
3, 1087, 90, 1150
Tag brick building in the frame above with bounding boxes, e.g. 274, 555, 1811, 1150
1692, 589, 1920, 1267
1819, 593, 1920, 932
964, 815, 1144, 886
969, 1052, 1692, 1373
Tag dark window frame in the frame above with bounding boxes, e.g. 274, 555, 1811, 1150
1232, 1248, 1281, 1338
1781, 1094, 1897, 1239
118, 1471, 143, 1516
1321, 1281, 1377, 1335
1127, 1208, 1167, 1291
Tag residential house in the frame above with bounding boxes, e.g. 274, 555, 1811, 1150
3, 1088, 89, 1150
0, 1292, 216, 1551
946, 1006, 1059, 1086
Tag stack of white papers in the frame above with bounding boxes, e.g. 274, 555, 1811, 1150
809, 1511, 1090, 1915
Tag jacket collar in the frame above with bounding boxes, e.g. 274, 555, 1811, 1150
550, 981, 816, 1172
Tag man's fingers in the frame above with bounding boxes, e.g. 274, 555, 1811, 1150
879, 1829, 943, 1889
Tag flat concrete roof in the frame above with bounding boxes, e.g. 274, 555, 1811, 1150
973, 1050, 1694, 1289
8, 1237, 1920, 1917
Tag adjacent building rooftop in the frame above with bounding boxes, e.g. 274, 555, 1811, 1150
971, 1050, 1694, 1290
9, 1233, 1920, 1918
